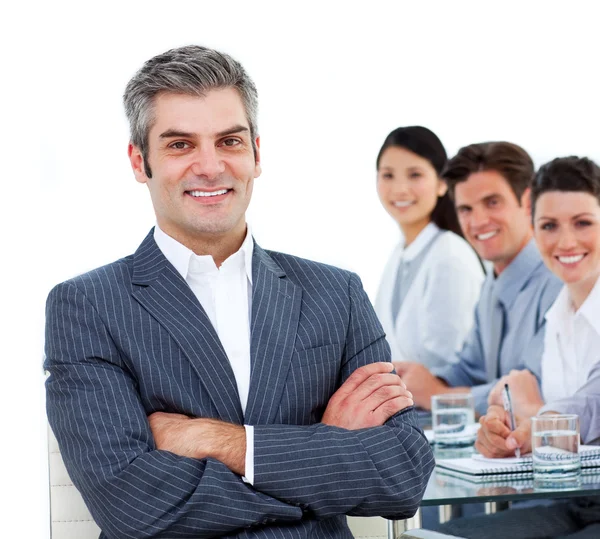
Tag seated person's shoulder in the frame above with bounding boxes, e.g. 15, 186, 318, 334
531, 262, 563, 300
522, 264, 563, 328
427, 231, 482, 273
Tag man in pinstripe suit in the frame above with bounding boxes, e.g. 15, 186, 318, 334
45, 45, 434, 538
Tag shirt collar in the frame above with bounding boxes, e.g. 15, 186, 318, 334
401, 222, 440, 262
544, 285, 569, 328
492, 239, 543, 309
577, 276, 600, 335
153, 224, 254, 284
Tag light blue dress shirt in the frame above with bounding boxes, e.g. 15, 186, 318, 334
432, 239, 562, 415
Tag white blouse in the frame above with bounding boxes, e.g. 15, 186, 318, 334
374, 223, 484, 370
541, 277, 600, 403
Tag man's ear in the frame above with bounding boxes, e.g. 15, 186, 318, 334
254, 136, 262, 178
128, 143, 148, 184
521, 187, 532, 216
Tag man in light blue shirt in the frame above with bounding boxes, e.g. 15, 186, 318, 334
396, 141, 562, 415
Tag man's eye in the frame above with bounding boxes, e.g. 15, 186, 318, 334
457, 207, 470, 215
170, 141, 189, 150
222, 138, 240, 147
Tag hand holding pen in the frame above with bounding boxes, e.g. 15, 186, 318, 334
502, 383, 521, 458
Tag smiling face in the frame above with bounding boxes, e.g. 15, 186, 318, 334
376, 146, 447, 243
128, 88, 261, 255
454, 170, 532, 274
534, 191, 600, 296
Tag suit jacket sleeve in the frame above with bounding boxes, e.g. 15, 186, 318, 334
251, 273, 435, 520
539, 361, 600, 445
45, 281, 303, 539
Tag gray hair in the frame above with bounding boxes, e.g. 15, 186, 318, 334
123, 45, 259, 177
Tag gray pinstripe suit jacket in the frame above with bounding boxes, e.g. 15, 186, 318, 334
45, 230, 434, 539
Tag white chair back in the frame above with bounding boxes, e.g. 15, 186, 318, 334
48, 428, 412, 539
48, 426, 100, 539
346, 516, 388, 538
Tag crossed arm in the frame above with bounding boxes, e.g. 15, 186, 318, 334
46, 278, 433, 538
148, 361, 414, 476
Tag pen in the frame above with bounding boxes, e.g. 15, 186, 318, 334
502, 383, 521, 458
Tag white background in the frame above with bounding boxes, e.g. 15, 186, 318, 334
2, 1, 599, 536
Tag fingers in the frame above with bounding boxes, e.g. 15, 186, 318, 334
393, 361, 413, 375
488, 376, 507, 406
475, 411, 513, 458
484, 416, 511, 439
369, 394, 415, 426
488, 387, 502, 407
486, 405, 507, 422
334, 366, 406, 408
476, 430, 512, 458
363, 383, 413, 415
349, 372, 406, 402
506, 420, 532, 452
322, 364, 414, 429
335, 362, 395, 397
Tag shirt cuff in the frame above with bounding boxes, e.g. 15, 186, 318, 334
538, 402, 564, 416
242, 424, 254, 485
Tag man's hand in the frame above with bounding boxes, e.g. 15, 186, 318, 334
393, 361, 449, 410
488, 369, 545, 419
475, 404, 532, 458
148, 412, 246, 475
321, 362, 414, 429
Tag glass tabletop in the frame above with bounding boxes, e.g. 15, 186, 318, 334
419, 418, 600, 505
422, 469, 600, 506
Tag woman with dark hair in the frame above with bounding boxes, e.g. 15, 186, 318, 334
374, 126, 484, 370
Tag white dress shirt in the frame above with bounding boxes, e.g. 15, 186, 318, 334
541, 276, 600, 404
153, 225, 255, 483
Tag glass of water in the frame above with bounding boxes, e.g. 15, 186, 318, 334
531, 414, 581, 490
431, 393, 476, 448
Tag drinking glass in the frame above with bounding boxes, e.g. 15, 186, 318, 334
431, 393, 476, 448
531, 414, 581, 490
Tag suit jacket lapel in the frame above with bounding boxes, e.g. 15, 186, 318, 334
130, 231, 244, 424
244, 244, 302, 425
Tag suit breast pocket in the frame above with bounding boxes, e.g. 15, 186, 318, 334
278, 343, 342, 425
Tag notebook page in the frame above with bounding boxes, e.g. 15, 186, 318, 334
435, 457, 531, 476
472, 445, 600, 465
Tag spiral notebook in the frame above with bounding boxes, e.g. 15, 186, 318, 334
436, 456, 531, 480
436, 445, 600, 481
